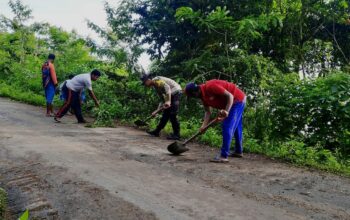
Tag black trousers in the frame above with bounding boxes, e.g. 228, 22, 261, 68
155, 93, 181, 136
56, 85, 84, 122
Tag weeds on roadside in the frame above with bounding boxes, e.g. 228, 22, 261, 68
0, 188, 7, 220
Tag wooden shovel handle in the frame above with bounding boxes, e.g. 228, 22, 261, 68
183, 118, 219, 145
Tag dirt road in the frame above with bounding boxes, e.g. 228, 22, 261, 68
0, 98, 349, 220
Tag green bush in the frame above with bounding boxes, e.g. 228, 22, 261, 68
267, 71, 350, 155
0, 188, 7, 219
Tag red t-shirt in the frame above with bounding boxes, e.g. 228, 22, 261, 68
200, 80, 246, 109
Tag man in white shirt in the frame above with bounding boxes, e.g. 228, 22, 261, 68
54, 70, 101, 123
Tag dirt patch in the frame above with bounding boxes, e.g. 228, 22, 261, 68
0, 149, 157, 220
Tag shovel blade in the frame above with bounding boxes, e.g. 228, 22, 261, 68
167, 141, 189, 155
134, 119, 148, 127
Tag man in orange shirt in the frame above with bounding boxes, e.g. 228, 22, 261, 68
42, 54, 58, 117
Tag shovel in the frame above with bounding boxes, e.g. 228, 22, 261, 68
134, 107, 164, 127
167, 118, 219, 155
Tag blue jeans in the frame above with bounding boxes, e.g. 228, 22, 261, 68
221, 100, 246, 158
44, 83, 55, 104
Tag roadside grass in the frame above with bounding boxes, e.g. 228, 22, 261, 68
244, 138, 350, 176
0, 188, 7, 220
0, 83, 45, 106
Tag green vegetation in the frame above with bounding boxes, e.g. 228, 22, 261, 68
0, 82, 45, 106
18, 210, 29, 220
0, 188, 7, 220
0, 0, 349, 175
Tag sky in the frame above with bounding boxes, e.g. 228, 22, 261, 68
0, 0, 151, 69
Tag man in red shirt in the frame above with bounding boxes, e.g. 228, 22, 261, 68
185, 80, 246, 163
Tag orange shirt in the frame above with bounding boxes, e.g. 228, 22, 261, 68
48, 62, 57, 85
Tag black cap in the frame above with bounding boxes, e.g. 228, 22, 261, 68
91, 69, 101, 77
48, 53, 55, 60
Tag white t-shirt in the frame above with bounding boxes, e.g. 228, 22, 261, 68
152, 76, 182, 95
66, 73, 92, 92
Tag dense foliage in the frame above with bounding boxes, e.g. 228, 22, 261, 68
0, 0, 349, 175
